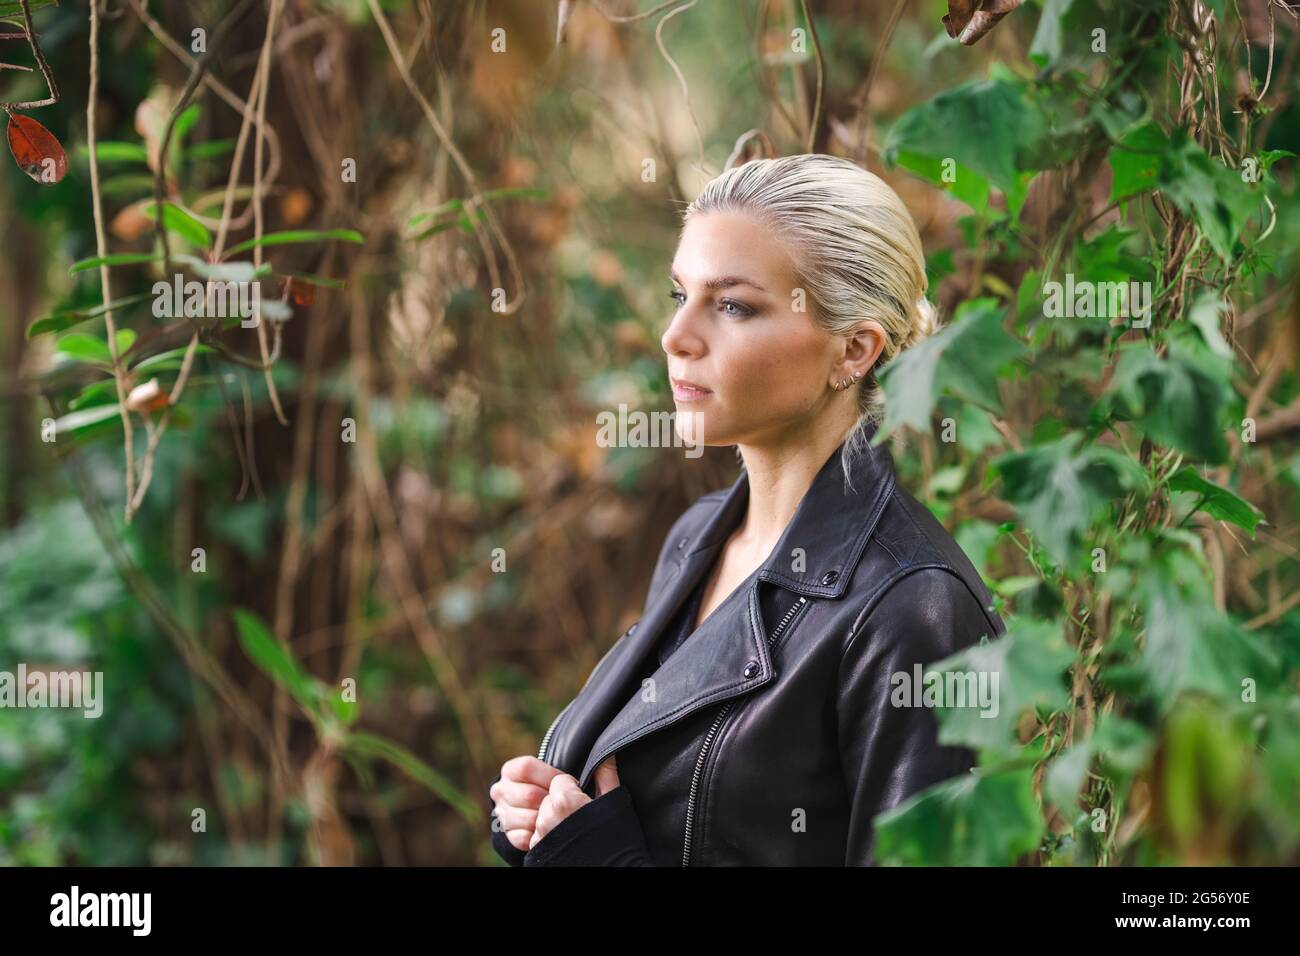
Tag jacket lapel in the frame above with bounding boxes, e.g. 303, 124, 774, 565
566, 422, 899, 791
557, 473, 751, 786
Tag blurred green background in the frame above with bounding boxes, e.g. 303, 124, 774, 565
1, 0, 1297, 865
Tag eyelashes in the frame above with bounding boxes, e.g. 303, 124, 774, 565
667, 289, 757, 318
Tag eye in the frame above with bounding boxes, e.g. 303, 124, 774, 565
668, 288, 686, 308
720, 298, 756, 318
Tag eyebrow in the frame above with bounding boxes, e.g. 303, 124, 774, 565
669, 270, 767, 294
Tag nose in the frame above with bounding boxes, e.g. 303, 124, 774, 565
661, 301, 706, 359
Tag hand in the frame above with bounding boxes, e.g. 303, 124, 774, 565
490, 755, 564, 853
528, 754, 620, 851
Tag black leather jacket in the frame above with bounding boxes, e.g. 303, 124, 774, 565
489, 423, 1006, 865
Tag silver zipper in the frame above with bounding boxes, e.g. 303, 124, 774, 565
537, 698, 572, 762
681, 594, 808, 866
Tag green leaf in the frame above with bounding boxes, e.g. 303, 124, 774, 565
876, 298, 1026, 438
0, 0, 55, 25
1137, 552, 1283, 705
69, 252, 165, 275
115, 329, 136, 357
130, 344, 216, 373
1028, 0, 1076, 68
50, 403, 123, 436
1110, 124, 1261, 259
884, 79, 1047, 201
1105, 333, 1233, 464
994, 432, 1145, 568
26, 292, 155, 339
55, 333, 113, 365
1168, 465, 1262, 535
342, 731, 476, 824
77, 141, 150, 164
232, 608, 324, 721
1187, 293, 1234, 359
184, 139, 237, 161
873, 766, 1043, 865
170, 103, 202, 154
141, 201, 212, 249
929, 617, 1075, 752
224, 228, 365, 257
1109, 122, 1167, 201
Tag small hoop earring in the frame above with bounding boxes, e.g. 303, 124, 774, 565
831, 371, 863, 392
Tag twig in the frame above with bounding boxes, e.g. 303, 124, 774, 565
853, 0, 905, 165
251, 0, 289, 427
0, 0, 58, 110
367, 0, 527, 314
86, 0, 136, 520
797, 0, 824, 154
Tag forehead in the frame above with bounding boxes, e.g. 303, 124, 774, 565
672, 210, 799, 290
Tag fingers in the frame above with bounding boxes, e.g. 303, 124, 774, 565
529, 774, 589, 850
492, 756, 573, 854
490, 777, 549, 811
505, 828, 534, 853
500, 754, 564, 789
593, 753, 620, 797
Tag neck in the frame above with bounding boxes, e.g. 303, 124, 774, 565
733, 407, 858, 553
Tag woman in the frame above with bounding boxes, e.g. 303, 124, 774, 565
487, 153, 1006, 866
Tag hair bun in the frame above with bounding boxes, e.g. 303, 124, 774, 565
906, 295, 940, 350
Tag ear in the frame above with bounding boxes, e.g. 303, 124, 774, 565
832, 320, 887, 381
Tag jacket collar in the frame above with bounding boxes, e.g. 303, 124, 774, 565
686, 419, 897, 600
567, 421, 897, 790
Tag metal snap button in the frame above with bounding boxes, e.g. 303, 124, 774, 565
820, 570, 839, 585
743, 660, 760, 679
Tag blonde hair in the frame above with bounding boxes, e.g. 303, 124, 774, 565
681, 153, 940, 490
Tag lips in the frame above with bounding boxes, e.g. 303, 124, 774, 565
671, 376, 713, 401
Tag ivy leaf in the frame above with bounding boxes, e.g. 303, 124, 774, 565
1105, 333, 1233, 464
873, 765, 1043, 865
875, 297, 1026, 439
1109, 123, 1260, 259
6, 112, 68, 184
1168, 465, 1263, 535
883, 79, 1046, 213
1109, 122, 1167, 202
1138, 552, 1283, 705
994, 432, 1145, 568
928, 617, 1075, 752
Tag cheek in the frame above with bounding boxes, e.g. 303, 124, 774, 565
716, 324, 828, 409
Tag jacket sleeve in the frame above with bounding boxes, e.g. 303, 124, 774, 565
522, 784, 655, 866
836, 566, 993, 866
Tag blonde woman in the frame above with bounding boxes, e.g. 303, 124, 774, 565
488, 153, 1005, 866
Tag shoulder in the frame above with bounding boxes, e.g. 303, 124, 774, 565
840, 564, 1003, 672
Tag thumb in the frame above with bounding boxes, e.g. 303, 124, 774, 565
593, 753, 620, 797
